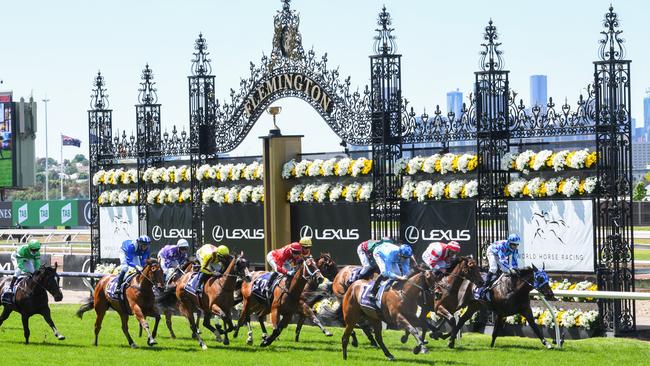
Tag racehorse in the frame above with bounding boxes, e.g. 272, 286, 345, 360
175, 253, 251, 349
147, 259, 196, 339
446, 264, 556, 349
341, 269, 438, 360
293, 252, 338, 342
0, 264, 65, 344
76, 258, 165, 348
233, 255, 324, 347
399, 256, 484, 344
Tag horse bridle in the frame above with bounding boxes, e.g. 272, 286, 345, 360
301, 257, 322, 281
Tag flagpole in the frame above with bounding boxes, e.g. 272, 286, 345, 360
42, 97, 50, 200
60, 134, 64, 199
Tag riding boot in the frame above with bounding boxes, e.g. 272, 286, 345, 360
8, 276, 17, 292
114, 268, 127, 295
479, 272, 496, 299
367, 275, 384, 301
195, 272, 205, 297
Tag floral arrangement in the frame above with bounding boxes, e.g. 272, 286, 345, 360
93, 168, 139, 185
547, 279, 598, 302
505, 176, 597, 198
400, 179, 479, 201
201, 185, 264, 205
502, 149, 598, 174
282, 157, 372, 179
94, 263, 119, 275
504, 307, 600, 330
287, 182, 373, 203
98, 189, 138, 206
144, 187, 193, 205
194, 162, 264, 182
395, 153, 478, 176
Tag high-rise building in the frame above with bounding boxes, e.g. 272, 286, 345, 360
446, 89, 463, 119
530, 75, 548, 113
644, 89, 650, 140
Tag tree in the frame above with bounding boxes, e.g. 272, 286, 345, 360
633, 181, 647, 201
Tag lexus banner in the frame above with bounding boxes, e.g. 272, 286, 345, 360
203, 204, 265, 264
400, 201, 478, 259
99, 206, 139, 259
508, 200, 594, 272
147, 205, 194, 254
290, 203, 370, 265
0, 201, 11, 227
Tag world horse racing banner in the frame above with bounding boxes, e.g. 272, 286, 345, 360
290, 203, 370, 265
203, 204, 265, 264
508, 200, 594, 272
147, 205, 193, 254
400, 201, 478, 259
99, 206, 139, 259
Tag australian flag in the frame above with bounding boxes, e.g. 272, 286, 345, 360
61, 134, 81, 147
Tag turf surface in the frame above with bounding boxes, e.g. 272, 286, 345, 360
0, 305, 647, 366
0, 150, 12, 187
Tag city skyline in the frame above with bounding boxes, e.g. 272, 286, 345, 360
1, 0, 649, 157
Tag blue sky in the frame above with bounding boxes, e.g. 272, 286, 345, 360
1, 0, 648, 159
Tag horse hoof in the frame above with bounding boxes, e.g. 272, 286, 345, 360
57, 335, 66, 341
130, 343, 138, 349
201, 344, 208, 350
447, 342, 455, 349
148, 339, 157, 347
246, 337, 253, 346
260, 341, 269, 348
351, 339, 358, 348
325, 331, 333, 337
413, 345, 421, 354
386, 355, 395, 361
370, 341, 378, 349
545, 343, 553, 350
400, 334, 408, 344
223, 338, 230, 346
420, 346, 429, 354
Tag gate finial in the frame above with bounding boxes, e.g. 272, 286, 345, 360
373, 5, 396, 55
90, 71, 109, 110
479, 19, 503, 72
138, 64, 158, 105
598, 5, 625, 61
191, 33, 212, 76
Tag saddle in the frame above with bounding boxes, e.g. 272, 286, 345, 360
0, 277, 27, 305
360, 279, 393, 311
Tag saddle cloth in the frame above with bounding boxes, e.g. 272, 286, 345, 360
360, 279, 392, 310
106, 272, 137, 301
251, 272, 283, 303
0, 277, 27, 305
183, 272, 201, 296
346, 268, 363, 286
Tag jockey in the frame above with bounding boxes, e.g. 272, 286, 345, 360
114, 235, 151, 295
7, 239, 42, 293
367, 242, 413, 301
267, 237, 312, 278
158, 238, 190, 280
477, 233, 521, 299
195, 243, 230, 296
422, 241, 461, 275
355, 238, 390, 281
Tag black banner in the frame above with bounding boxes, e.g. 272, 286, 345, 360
0, 201, 11, 228
147, 205, 194, 254
77, 200, 91, 226
400, 200, 478, 259
203, 204, 265, 264
290, 203, 370, 265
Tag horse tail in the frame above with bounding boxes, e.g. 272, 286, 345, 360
316, 296, 343, 325
76, 296, 94, 319
156, 285, 178, 310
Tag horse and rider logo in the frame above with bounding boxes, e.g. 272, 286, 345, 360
531, 210, 569, 244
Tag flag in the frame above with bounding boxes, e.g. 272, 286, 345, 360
62, 134, 81, 147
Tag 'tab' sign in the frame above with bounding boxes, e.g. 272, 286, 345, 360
13, 200, 80, 227
400, 201, 478, 259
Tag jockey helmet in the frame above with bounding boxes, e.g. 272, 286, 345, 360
290, 242, 303, 254
27, 239, 41, 252
137, 235, 151, 244
446, 241, 461, 253
398, 244, 413, 258
299, 236, 312, 247
177, 238, 190, 249
215, 245, 230, 258
507, 233, 521, 245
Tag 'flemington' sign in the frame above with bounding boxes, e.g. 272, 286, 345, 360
244, 73, 334, 118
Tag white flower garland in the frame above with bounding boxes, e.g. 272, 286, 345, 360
286, 183, 373, 203
401, 179, 479, 201
503, 149, 598, 173
98, 189, 138, 206
505, 176, 598, 198
281, 157, 372, 179
395, 153, 478, 175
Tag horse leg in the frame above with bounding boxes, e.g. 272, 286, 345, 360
208, 303, 227, 343
360, 325, 378, 347
180, 301, 207, 350
261, 311, 291, 347
396, 313, 427, 354
132, 305, 156, 347
371, 320, 394, 361
233, 297, 248, 339
201, 312, 221, 343
448, 303, 479, 349
0, 306, 12, 327
341, 321, 357, 360
491, 315, 504, 348
437, 306, 457, 340
40, 306, 65, 340
294, 315, 304, 342
522, 307, 552, 349
151, 314, 161, 339
165, 310, 176, 339
221, 316, 231, 346
259, 315, 269, 340
21, 314, 30, 344
300, 301, 332, 338
93, 297, 108, 346
350, 330, 359, 347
